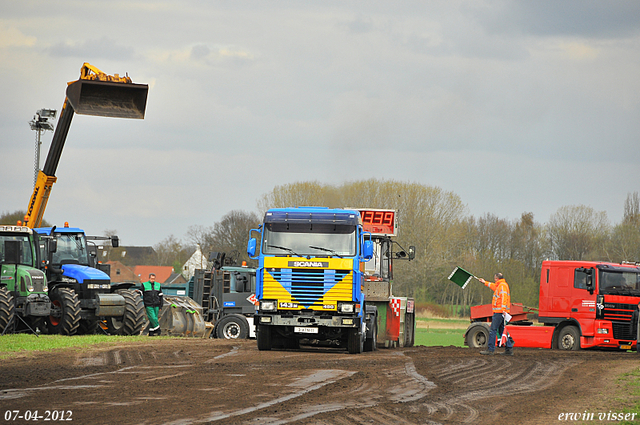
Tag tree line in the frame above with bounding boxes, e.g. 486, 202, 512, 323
3, 181, 638, 315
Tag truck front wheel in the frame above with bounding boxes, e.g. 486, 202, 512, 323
257, 324, 272, 350
348, 328, 364, 354
466, 325, 489, 348
558, 325, 581, 350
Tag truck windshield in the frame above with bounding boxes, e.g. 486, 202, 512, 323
263, 223, 357, 257
0, 234, 34, 266
52, 233, 90, 265
599, 270, 640, 296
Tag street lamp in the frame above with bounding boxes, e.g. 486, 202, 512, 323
29, 108, 57, 187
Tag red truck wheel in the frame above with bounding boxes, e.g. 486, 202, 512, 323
557, 325, 581, 350
466, 325, 489, 348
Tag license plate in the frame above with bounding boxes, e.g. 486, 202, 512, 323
620, 344, 632, 350
294, 326, 318, 334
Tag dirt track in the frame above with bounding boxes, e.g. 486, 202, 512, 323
0, 339, 638, 425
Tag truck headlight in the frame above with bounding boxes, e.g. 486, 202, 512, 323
339, 303, 354, 313
260, 300, 277, 312
597, 328, 609, 334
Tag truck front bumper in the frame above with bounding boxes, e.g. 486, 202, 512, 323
256, 313, 359, 328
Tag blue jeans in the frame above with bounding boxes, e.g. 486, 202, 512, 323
487, 312, 513, 351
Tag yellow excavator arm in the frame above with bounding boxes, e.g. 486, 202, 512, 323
23, 63, 148, 228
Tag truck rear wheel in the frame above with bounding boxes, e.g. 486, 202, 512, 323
558, 325, 581, 350
106, 289, 145, 336
257, 324, 272, 350
466, 324, 489, 348
0, 287, 15, 334
47, 288, 80, 335
216, 315, 249, 339
348, 329, 364, 354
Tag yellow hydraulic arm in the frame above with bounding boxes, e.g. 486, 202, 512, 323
24, 63, 148, 228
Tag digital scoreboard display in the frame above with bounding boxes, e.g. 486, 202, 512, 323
357, 209, 397, 236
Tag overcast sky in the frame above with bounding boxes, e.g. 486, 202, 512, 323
2, 1, 639, 247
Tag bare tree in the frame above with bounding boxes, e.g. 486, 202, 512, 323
547, 205, 610, 260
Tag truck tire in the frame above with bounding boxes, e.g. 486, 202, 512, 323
348, 329, 364, 354
47, 288, 80, 335
404, 312, 415, 347
466, 324, 490, 348
364, 319, 377, 352
216, 315, 250, 339
0, 287, 15, 334
106, 289, 145, 336
257, 324, 272, 351
558, 325, 581, 350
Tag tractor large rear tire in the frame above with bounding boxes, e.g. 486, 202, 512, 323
0, 287, 15, 334
47, 288, 80, 335
77, 318, 100, 335
106, 289, 145, 336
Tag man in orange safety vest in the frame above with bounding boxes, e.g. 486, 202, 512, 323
478, 273, 514, 356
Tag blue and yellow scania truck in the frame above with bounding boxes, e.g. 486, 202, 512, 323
247, 206, 416, 354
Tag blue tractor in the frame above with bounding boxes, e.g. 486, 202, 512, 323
35, 225, 145, 335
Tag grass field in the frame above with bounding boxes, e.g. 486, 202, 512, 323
414, 317, 468, 348
0, 334, 150, 359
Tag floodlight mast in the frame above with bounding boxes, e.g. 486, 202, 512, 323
29, 109, 57, 187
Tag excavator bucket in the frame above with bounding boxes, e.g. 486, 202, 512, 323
158, 296, 208, 337
66, 79, 148, 119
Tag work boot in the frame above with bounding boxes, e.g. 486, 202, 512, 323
501, 347, 514, 356
479, 350, 494, 355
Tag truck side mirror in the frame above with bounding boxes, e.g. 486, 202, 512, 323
585, 274, 594, 294
49, 238, 57, 254
247, 238, 257, 258
363, 240, 373, 260
408, 246, 415, 260
111, 235, 119, 248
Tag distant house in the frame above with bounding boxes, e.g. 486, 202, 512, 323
106, 261, 138, 283
182, 245, 210, 280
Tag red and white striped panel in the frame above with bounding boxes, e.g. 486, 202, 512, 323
389, 298, 402, 317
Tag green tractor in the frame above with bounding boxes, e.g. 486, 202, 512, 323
0, 225, 51, 334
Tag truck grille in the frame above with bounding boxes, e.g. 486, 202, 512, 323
264, 268, 351, 308
602, 302, 635, 322
612, 322, 634, 340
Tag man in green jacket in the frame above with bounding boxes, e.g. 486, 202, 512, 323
141, 273, 163, 336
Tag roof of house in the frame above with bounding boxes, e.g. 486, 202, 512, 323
133, 265, 175, 284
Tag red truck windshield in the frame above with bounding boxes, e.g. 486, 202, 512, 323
599, 270, 640, 296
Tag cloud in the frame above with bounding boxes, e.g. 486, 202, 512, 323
475, 0, 640, 39
0, 24, 37, 48
47, 36, 135, 60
